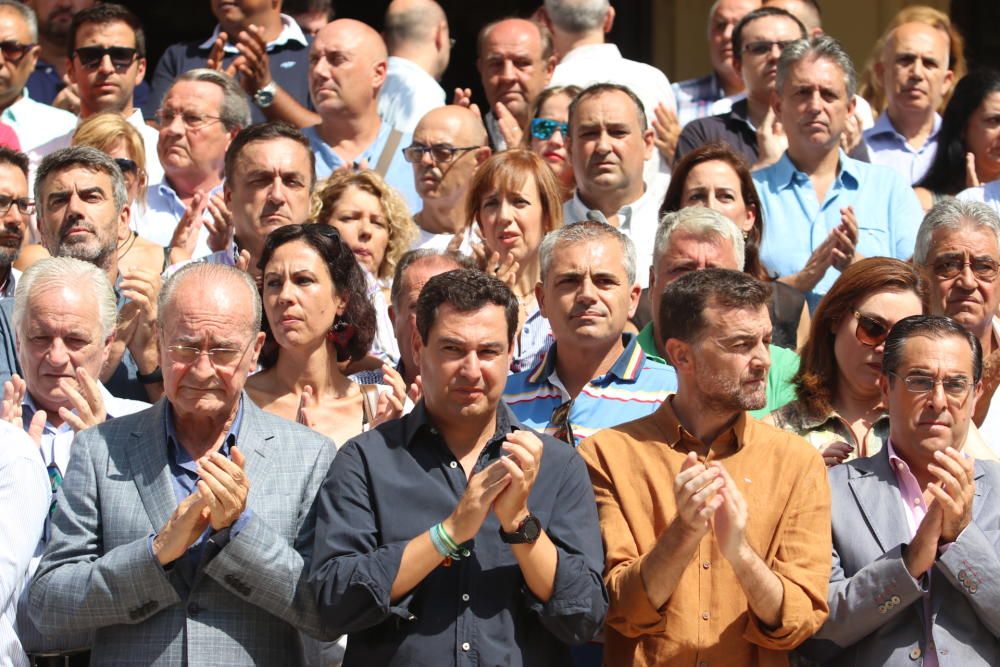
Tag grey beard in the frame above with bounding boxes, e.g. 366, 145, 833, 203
58, 241, 115, 273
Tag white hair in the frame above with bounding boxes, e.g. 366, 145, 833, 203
543, 0, 610, 33
159, 262, 262, 336
653, 207, 746, 271
914, 198, 1000, 266
13, 257, 117, 339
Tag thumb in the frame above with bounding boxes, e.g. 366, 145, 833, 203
967, 152, 981, 188
231, 445, 246, 469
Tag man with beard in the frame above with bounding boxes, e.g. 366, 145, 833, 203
0, 147, 34, 386
406, 105, 490, 252
578, 268, 832, 665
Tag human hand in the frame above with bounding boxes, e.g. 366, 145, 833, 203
927, 446, 976, 544
830, 206, 860, 271
235, 249, 253, 275
820, 440, 854, 467
52, 76, 81, 115
371, 364, 406, 426
443, 457, 511, 544
839, 111, 862, 154
232, 25, 273, 94
56, 367, 107, 432
710, 462, 750, 563
406, 374, 423, 406
296, 385, 317, 430
152, 490, 211, 565
493, 430, 543, 531
167, 191, 208, 265
1, 374, 45, 446
196, 446, 250, 531
119, 267, 162, 373
204, 193, 235, 253
206, 32, 239, 78
966, 152, 981, 189
755, 106, 787, 168
452, 87, 481, 119
651, 102, 680, 164
903, 499, 943, 578
494, 101, 523, 147
672, 452, 724, 541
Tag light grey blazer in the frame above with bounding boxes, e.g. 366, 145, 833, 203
27, 395, 338, 666
799, 447, 1000, 666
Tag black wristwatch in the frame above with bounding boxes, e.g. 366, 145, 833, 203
499, 514, 541, 544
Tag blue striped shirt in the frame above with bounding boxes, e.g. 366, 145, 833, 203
503, 334, 676, 446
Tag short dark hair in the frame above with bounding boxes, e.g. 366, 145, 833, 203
568, 82, 647, 134
732, 7, 806, 62
416, 269, 519, 345
257, 224, 377, 364
0, 146, 29, 178
69, 3, 145, 58
284, 0, 334, 17
659, 268, 771, 344
224, 122, 316, 186
390, 248, 475, 311
883, 315, 983, 385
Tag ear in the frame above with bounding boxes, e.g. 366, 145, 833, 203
411, 326, 424, 374
874, 60, 885, 83
846, 93, 857, 116
474, 146, 492, 166
117, 202, 131, 238
733, 55, 743, 80
434, 21, 447, 52
373, 58, 388, 90
100, 331, 117, 368
335, 292, 348, 317
603, 6, 616, 33
771, 88, 782, 119
542, 55, 556, 82
972, 379, 984, 414
223, 182, 233, 207
642, 127, 655, 161
665, 337, 692, 371
941, 69, 956, 99
627, 282, 642, 318
535, 281, 547, 319
879, 372, 891, 408
387, 304, 396, 328
135, 57, 147, 85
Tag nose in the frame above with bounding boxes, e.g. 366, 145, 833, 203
457, 349, 480, 381
276, 277, 296, 304
45, 338, 71, 367
927, 380, 949, 411
576, 275, 598, 303
418, 147, 435, 167
956, 259, 978, 288
499, 58, 516, 81
266, 174, 287, 205
496, 198, 514, 224
98, 53, 116, 75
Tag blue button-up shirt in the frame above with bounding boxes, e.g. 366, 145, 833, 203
302, 122, 420, 214
864, 111, 941, 185
754, 151, 922, 304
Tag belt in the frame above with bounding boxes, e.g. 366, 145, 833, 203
27, 651, 90, 667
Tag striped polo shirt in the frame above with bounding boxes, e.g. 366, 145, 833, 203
503, 334, 677, 446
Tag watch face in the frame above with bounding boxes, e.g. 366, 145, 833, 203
522, 516, 541, 541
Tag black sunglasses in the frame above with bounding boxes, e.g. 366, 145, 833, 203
0, 40, 34, 64
73, 45, 139, 72
114, 158, 138, 175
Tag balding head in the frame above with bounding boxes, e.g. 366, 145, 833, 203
415, 105, 489, 146
477, 18, 555, 123
310, 19, 389, 118
384, 0, 450, 77
879, 21, 953, 118
410, 105, 491, 207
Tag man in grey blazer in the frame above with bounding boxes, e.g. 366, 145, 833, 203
801, 315, 1000, 666
27, 262, 337, 666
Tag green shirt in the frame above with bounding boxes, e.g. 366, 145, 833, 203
636, 323, 799, 419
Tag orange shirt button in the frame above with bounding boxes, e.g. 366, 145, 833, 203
702, 561, 710, 569
701, 611, 710, 620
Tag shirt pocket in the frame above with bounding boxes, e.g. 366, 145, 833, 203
855, 225, 890, 259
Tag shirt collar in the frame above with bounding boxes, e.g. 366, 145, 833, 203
571, 186, 653, 232
773, 149, 858, 191
728, 98, 754, 131
198, 13, 308, 53
868, 111, 942, 142
654, 394, 750, 454
164, 396, 245, 458
526, 333, 646, 386
402, 399, 521, 449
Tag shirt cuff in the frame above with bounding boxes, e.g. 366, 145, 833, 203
209, 509, 254, 550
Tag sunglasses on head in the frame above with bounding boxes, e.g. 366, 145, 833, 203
0, 40, 34, 64
853, 311, 890, 347
73, 45, 138, 72
530, 118, 569, 141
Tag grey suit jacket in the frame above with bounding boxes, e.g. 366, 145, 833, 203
27, 394, 338, 666
799, 447, 1000, 666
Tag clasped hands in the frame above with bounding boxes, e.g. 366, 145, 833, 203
673, 451, 752, 564
152, 447, 250, 565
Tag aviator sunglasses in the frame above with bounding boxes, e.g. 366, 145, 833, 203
852, 311, 890, 348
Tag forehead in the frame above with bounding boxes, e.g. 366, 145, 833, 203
703, 301, 770, 332
313, 24, 364, 56
539, 93, 572, 117
896, 333, 973, 372
0, 8, 30, 42
0, 162, 28, 194
574, 91, 642, 127
413, 111, 466, 143
404, 260, 460, 297
664, 230, 739, 264
42, 164, 113, 194
265, 238, 326, 271
714, 0, 758, 21
164, 283, 253, 336
482, 21, 542, 58
75, 19, 137, 47
786, 56, 848, 93
890, 22, 949, 56
929, 223, 1000, 256
428, 302, 509, 342
743, 14, 803, 40
163, 80, 224, 112
685, 159, 741, 186
235, 138, 311, 174
549, 237, 628, 274
27, 283, 101, 326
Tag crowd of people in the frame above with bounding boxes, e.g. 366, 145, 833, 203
1, 0, 999, 665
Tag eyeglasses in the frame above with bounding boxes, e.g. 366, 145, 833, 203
0, 40, 34, 64
853, 311, 890, 347
73, 45, 139, 72
0, 194, 34, 216
401, 143, 480, 164
114, 158, 137, 175
743, 40, 797, 56
930, 253, 1000, 282
888, 371, 973, 400
167, 342, 250, 368
550, 399, 575, 445
155, 109, 224, 130
530, 118, 569, 141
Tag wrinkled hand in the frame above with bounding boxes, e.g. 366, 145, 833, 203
52, 76, 81, 115
493, 430, 543, 531
152, 490, 211, 565
820, 440, 854, 467
119, 267, 161, 373
903, 498, 943, 578
371, 364, 406, 426
755, 105, 787, 168
452, 87, 482, 119
196, 446, 250, 531
494, 101, 523, 147
652, 102, 680, 164
205, 193, 235, 253
167, 191, 208, 265
57, 367, 107, 432
710, 463, 749, 563
1, 374, 45, 446
672, 452, 724, 541
443, 457, 511, 544
830, 206, 861, 271
927, 447, 975, 543
966, 152, 981, 189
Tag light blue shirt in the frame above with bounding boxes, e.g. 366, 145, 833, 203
302, 122, 420, 214
754, 151, 922, 304
863, 111, 941, 185
133, 180, 222, 258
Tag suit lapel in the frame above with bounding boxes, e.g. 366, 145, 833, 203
847, 448, 911, 554
125, 398, 178, 531
238, 397, 275, 500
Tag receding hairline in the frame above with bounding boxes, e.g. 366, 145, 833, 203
479, 18, 545, 57
414, 105, 488, 145
315, 18, 388, 62
882, 21, 951, 63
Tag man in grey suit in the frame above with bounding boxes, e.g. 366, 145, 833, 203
27, 262, 337, 666
801, 315, 1000, 666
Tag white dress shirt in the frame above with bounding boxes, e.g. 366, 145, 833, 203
0, 91, 76, 176
378, 56, 446, 133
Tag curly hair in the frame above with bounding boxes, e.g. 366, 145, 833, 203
256, 223, 377, 364
313, 169, 416, 281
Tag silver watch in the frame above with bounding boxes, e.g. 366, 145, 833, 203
254, 81, 277, 108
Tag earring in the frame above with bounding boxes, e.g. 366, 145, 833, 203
327, 319, 356, 347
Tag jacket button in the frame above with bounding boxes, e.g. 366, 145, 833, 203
878, 604, 886, 615
909, 647, 921, 660
187, 602, 200, 615
969, 583, 978, 594
958, 569, 968, 581
890, 595, 900, 605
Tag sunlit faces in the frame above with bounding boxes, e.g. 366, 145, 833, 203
477, 20, 553, 119
17, 282, 112, 416
0, 161, 30, 264
833, 289, 924, 400
529, 92, 574, 189
157, 80, 233, 179
261, 239, 344, 349
650, 230, 740, 314
393, 257, 462, 379
569, 90, 653, 198
37, 165, 125, 267
68, 19, 145, 115
735, 13, 804, 100
924, 223, 1000, 336
415, 302, 512, 423
321, 185, 389, 276
879, 22, 953, 116
477, 175, 546, 266
538, 237, 640, 349
776, 55, 855, 153
210, 0, 274, 26
410, 109, 483, 204
0, 7, 39, 108
965, 91, 1000, 185
882, 333, 980, 457
308, 22, 384, 117
709, 0, 761, 81
680, 160, 756, 233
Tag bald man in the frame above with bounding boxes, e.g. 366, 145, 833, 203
476, 18, 555, 150
762, 0, 821, 35
379, 0, 451, 132
406, 105, 491, 252
864, 21, 954, 185
304, 19, 419, 211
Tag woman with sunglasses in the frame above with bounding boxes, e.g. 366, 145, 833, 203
765, 258, 926, 465
524, 85, 580, 202
72, 112, 166, 274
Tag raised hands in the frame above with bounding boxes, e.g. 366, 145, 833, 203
927, 446, 975, 544
167, 191, 208, 265
672, 452, 724, 541
443, 457, 511, 544
196, 446, 251, 532
205, 193, 235, 253
371, 364, 406, 427
494, 101, 523, 148
754, 106, 787, 169
651, 102, 680, 164
57, 367, 107, 432
207, 27, 271, 95
452, 87, 482, 119
1, 374, 45, 445
493, 431, 544, 531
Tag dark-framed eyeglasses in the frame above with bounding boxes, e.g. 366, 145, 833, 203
167, 341, 250, 368
154, 109, 224, 130
401, 143, 480, 164
114, 158, 138, 175
930, 253, 1000, 282
0, 194, 34, 216
550, 399, 575, 445
888, 371, 973, 401
530, 118, 569, 141
73, 45, 139, 72
0, 40, 34, 64
742, 39, 797, 57
852, 311, 889, 347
